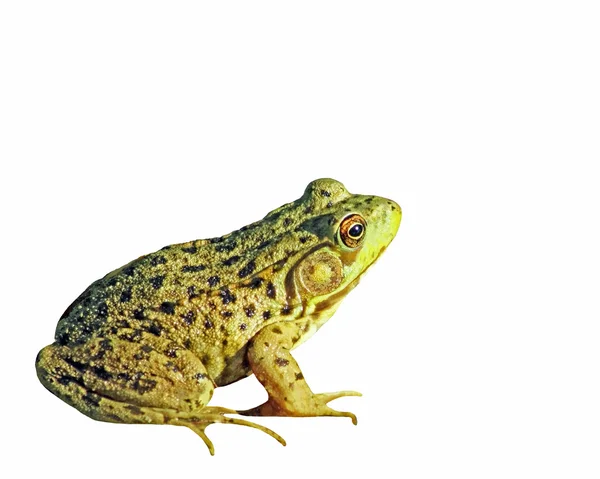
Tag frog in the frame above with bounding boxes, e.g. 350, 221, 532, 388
36, 178, 401, 454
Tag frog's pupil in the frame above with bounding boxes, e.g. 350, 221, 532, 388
349, 224, 363, 238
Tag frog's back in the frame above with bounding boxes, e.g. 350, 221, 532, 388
52, 180, 350, 348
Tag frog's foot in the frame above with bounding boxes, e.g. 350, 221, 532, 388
238, 390, 362, 425
170, 406, 286, 455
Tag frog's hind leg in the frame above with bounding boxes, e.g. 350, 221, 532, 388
36, 334, 285, 455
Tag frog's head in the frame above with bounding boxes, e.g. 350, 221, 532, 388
286, 178, 401, 312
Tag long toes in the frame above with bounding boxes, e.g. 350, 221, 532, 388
215, 415, 287, 447
340, 410, 358, 425
322, 405, 358, 425
186, 424, 215, 455
317, 390, 362, 403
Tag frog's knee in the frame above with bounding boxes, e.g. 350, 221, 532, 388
36, 343, 68, 390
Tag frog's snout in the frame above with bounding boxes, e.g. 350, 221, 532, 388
379, 198, 401, 243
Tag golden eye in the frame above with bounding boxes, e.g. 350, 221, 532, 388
339, 214, 367, 248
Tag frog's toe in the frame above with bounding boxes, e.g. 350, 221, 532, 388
316, 390, 362, 403
326, 407, 358, 425
186, 423, 216, 455
314, 391, 361, 425
174, 408, 286, 454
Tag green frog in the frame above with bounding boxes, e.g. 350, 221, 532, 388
36, 178, 401, 454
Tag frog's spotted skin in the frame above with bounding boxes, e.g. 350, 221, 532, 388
36, 178, 401, 454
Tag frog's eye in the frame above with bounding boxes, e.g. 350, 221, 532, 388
339, 214, 367, 248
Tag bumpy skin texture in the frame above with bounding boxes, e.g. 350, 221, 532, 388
36, 178, 401, 454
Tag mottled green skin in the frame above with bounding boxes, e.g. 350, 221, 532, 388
36, 178, 401, 454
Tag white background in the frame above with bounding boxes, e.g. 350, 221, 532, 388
1, 1, 599, 478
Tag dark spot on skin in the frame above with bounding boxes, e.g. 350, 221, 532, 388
245, 305, 255, 318
107, 277, 118, 287
182, 311, 195, 325
133, 309, 145, 320
141, 344, 153, 354
221, 311, 233, 318
266, 282, 276, 298
328, 217, 335, 225
118, 329, 143, 342
194, 373, 207, 381
366, 197, 373, 203
275, 357, 289, 367
207, 275, 220, 287
64, 357, 87, 373
304, 206, 313, 214
240, 323, 247, 330
57, 375, 83, 387
239, 223, 259, 232
182, 245, 197, 254
245, 277, 263, 289
257, 240, 271, 250
125, 405, 143, 415
184, 339, 192, 349
182, 265, 206, 273
262, 311, 271, 320
321, 189, 331, 197
215, 241, 237, 253
160, 245, 172, 251
145, 321, 162, 336
165, 361, 179, 373
57, 332, 70, 345
222, 339, 228, 346
327, 201, 333, 208
150, 255, 167, 266
273, 258, 288, 272
281, 305, 292, 315
165, 348, 177, 358
82, 393, 101, 408
299, 236, 310, 244
132, 374, 157, 394
283, 218, 293, 227
91, 365, 112, 380
120, 288, 132, 303
223, 255, 241, 266
295, 372, 304, 381
160, 302, 176, 315
99, 339, 113, 351
187, 286, 204, 299
204, 319, 213, 329
238, 260, 256, 278
122, 266, 136, 277
219, 287, 236, 304
210, 237, 224, 244
149, 275, 164, 289
97, 302, 109, 318
188, 285, 198, 299
272, 326, 283, 334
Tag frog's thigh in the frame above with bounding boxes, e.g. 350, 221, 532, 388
38, 331, 214, 425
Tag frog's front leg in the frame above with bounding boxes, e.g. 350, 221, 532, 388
238, 321, 361, 423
